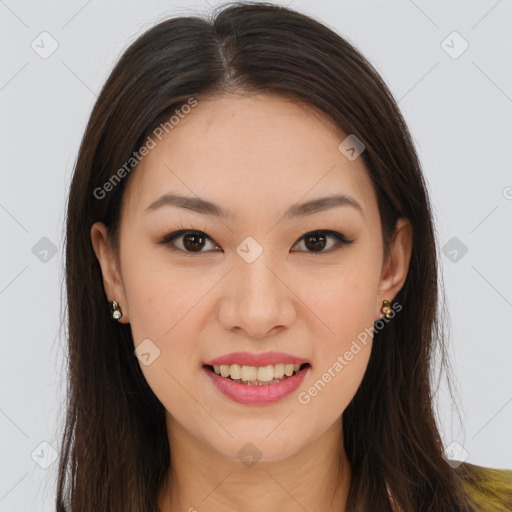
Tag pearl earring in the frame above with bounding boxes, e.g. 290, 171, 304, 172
110, 299, 122, 320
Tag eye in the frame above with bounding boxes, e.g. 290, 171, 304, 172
291, 230, 355, 253
157, 230, 221, 253
157, 229, 355, 254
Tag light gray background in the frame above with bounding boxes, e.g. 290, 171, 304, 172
1, 0, 511, 510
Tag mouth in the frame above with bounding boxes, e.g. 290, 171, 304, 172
203, 362, 311, 386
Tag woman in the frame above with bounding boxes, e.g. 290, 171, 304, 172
57, 2, 512, 511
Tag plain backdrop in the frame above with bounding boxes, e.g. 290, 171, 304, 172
1, 0, 511, 510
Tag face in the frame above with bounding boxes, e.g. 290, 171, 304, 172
92, 93, 411, 463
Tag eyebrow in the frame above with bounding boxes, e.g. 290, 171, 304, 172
145, 193, 363, 220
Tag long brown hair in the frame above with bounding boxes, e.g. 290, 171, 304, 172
58, 2, 477, 510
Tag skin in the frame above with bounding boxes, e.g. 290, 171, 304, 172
91, 93, 412, 512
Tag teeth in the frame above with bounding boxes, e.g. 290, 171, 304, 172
257, 365, 274, 382
229, 364, 241, 380
274, 363, 285, 378
241, 365, 258, 382
211, 362, 305, 383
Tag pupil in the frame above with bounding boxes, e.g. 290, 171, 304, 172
305, 233, 326, 251
184, 233, 204, 251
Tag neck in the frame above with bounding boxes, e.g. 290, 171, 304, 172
158, 415, 351, 512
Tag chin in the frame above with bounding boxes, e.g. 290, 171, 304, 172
206, 430, 309, 464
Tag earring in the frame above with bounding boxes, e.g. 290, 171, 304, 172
380, 299, 392, 319
110, 299, 123, 320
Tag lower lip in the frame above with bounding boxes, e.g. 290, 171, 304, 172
203, 366, 310, 405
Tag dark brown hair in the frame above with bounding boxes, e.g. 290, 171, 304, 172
58, 2, 478, 510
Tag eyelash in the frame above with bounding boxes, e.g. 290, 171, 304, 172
156, 223, 355, 255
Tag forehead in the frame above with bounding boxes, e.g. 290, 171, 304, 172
121, 93, 377, 226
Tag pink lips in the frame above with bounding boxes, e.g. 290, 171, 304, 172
203, 351, 310, 367
203, 351, 311, 405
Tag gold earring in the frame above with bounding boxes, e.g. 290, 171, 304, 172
110, 299, 122, 320
380, 299, 392, 319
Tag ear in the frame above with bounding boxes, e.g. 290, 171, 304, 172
90, 221, 130, 323
375, 217, 413, 321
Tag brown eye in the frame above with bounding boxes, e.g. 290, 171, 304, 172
158, 230, 220, 253
182, 232, 206, 252
304, 232, 327, 251
158, 229, 354, 255
292, 230, 355, 253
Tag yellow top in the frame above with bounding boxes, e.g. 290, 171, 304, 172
456, 462, 512, 511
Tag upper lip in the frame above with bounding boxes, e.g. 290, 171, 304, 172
203, 351, 311, 367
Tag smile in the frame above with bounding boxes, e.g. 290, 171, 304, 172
203, 362, 311, 405
205, 363, 309, 385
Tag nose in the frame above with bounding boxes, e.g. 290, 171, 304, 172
218, 252, 297, 339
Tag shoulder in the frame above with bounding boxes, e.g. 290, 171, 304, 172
455, 461, 512, 512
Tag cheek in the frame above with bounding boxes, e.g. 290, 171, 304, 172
121, 242, 200, 342
292, 259, 378, 413
118, 244, 209, 410
297, 278, 374, 419
293, 256, 379, 343
121, 252, 205, 417
299, 345, 372, 422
